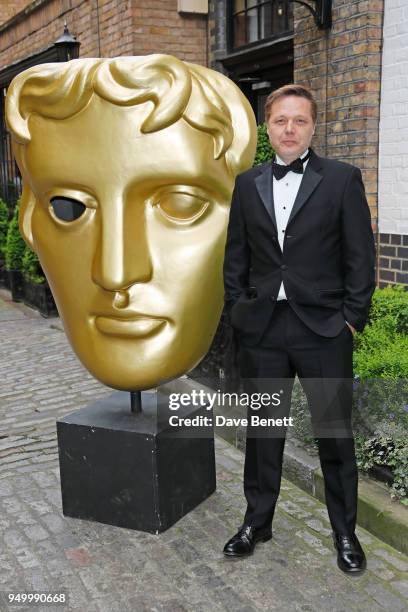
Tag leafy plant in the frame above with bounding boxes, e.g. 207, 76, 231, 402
367, 283, 408, 333
0, 198, 9, 260
22, 247, 45, 285
355, 432, 408, 504
253, 123, 274, 166
290, 380, 316, 449
292, 285, 408, 503
5, 200, 26, 271
353, 285, 408, 378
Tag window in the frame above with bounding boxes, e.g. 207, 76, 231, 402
230, 0, 293, 49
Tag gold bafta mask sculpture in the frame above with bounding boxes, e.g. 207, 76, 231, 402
6, 55, 256, 391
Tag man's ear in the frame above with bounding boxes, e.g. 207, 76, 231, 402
19, 184, 36, 250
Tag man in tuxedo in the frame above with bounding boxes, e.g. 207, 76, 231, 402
222, 84, 376, 573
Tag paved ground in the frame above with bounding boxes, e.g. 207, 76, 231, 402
1, 289, 408, 612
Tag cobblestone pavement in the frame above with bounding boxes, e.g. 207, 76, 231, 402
1, 290, 408, 612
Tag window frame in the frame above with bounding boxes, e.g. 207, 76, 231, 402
227, 0, 293, 52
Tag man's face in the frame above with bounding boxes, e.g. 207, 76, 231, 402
266, 95, 315, 164
23, 96, 233, 390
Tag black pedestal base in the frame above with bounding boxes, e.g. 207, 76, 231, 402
56, 390, 216, 533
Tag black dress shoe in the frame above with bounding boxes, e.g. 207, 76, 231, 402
223, 524, 272, 558
333, 532, 367, 574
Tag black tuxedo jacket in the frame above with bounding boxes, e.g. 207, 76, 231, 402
223, 148, 376, 346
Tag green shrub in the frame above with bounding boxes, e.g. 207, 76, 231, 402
22, 247, 45, 285
290, 380, 316, 449
292, 285, 408, 503
351, 285, 408, 503
354, 330, 408, 378
353, 286, 408, 502
0, 198, 9, 259
5, 200, 26, 271
253, 123, 274, 166
367, 284, 408, 334
354, 285, 408, 378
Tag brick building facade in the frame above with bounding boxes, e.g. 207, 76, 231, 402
0, 0, 28, 27
0, 0, 407, 290
0, 0, 207, 67
293, 0, 383, 232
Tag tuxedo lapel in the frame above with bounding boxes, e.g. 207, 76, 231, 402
254, 149, 324, 235
287, 148, 323, 226
254, 164, 278, 236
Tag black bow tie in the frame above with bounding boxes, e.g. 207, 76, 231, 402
272, 150, 310, 180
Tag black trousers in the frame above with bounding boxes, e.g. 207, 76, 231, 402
238, 300, 357, 535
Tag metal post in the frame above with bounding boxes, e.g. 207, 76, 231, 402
130, 391, 142, 413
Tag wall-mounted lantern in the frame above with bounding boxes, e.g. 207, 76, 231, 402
54, 22, 81, 62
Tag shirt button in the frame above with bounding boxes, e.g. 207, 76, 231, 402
281, 265, 287, 270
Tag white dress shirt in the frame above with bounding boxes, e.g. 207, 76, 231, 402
273, 148, 310, 301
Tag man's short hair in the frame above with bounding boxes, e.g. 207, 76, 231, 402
264, 84, 317, 124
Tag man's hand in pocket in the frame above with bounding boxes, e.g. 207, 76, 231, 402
346, 321, 356, 336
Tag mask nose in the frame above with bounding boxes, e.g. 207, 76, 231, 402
92, 196, 152, 292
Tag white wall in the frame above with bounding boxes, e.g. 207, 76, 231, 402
378, 0, 408, 235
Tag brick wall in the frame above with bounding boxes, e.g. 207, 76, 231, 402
378, 234, 408, 288
294, 0, 384, 234
133, 0, 207, 64
97, 0, 134, 58
377, 0, 408, 287
0, 0, 31, 27
0, 0, 116, 64
0, 0, 208, 70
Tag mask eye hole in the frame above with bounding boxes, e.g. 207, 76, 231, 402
50, 197, 86, 221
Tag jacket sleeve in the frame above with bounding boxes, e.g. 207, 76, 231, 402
341, 167, 376, 332
223, 177, 251, 313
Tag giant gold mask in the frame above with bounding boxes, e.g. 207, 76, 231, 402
6, 55, 256, 391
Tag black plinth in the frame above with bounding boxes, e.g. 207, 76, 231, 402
56, 390, 216, 533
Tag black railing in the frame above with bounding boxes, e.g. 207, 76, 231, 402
0, 86, 22, 210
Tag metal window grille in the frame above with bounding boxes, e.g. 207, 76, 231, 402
230, 0, 293, 49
